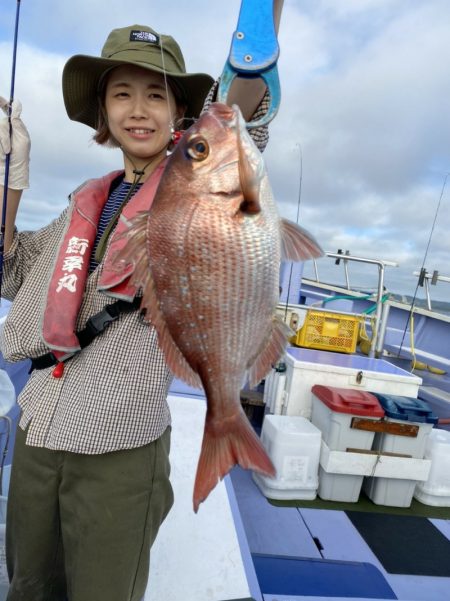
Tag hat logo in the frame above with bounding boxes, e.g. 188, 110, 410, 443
129, 30, 159, 44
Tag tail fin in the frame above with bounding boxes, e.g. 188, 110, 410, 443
193, 409, 275, 512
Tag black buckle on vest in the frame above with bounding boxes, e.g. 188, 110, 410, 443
80, 306, 120, 341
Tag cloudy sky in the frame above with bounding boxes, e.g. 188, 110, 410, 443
0, 0, 449, 303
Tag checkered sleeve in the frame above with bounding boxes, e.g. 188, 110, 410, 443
2, 209, 69, 301
202, 79, 270, 152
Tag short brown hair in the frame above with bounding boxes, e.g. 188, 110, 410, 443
93, 104, 116, 146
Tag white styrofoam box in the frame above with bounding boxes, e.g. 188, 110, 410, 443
253, 415, 321, 500
414, 428, 450, 506
364, 395, 436, 508
279, 347, 422, 419
311, 388, 383, 452
311, 386, 384, 503
371, 421, 434, 459
364, 476, 417, 508
318, 468, 363, 502
263, 367, 286, 415
320, 442, 431, 480
370, 394, 438, 459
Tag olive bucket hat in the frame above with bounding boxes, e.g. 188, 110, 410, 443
62, 24, 214, 129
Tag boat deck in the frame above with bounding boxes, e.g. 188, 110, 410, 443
230, 465, 450, 601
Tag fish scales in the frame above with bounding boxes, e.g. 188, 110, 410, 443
148, 190, 278, 393
115, 102, 322, 511
146, 162, 279, 390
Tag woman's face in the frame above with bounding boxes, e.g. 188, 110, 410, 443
104, 64, 180, 178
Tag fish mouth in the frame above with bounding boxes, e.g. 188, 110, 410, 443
234, 106, 264, 214
208, 103, 236, 122
207, 103, 239, 131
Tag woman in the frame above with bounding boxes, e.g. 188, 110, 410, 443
0, 8, 282, 601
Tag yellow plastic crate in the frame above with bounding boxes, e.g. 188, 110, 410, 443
294, 309, 361, 354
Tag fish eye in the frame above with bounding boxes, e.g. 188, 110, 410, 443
185, 136, 209, 161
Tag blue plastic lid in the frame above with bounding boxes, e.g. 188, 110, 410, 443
372, 393, 438, 424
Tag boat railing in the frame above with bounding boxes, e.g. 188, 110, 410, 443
413, 269, 450, 312
310, 252, 399, 357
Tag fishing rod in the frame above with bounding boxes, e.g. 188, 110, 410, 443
397, 171, 449, 360
0, 0, 22, 297
283, 143, 303, 323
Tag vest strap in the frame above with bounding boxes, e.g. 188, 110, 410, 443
30, 297, 141, 371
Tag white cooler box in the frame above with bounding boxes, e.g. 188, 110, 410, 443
311, 385, 384, 502
265, 347, 422, 419
364, 393, 438, 507
414, 428, 450, 506
253, 415, 321, 500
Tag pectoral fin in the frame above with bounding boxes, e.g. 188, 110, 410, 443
281, 218, 323, 261
247, 316, 292, 388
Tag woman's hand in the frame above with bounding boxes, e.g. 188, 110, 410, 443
0, 97, 31, 190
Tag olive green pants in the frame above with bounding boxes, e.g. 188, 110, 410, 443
6, 426, 173, 601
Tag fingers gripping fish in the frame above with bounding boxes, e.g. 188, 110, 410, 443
115, 103, 323, 512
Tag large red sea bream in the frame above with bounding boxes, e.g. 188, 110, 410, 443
116, 103, 322, 511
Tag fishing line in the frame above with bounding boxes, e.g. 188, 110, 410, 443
0, 0, 22, 298
397, 172, 449, 359
158, 35, 176, 139
283, 143, 303, 322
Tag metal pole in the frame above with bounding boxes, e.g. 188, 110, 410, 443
369, 263, 385, 357
0, 0, 22, 296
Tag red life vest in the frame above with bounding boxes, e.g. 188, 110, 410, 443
42, 161, 166, 360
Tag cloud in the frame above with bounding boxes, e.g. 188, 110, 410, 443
263, 1, 450, 301
0, 0, 449, 303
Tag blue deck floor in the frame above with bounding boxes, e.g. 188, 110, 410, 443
230, 466, 450, 601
